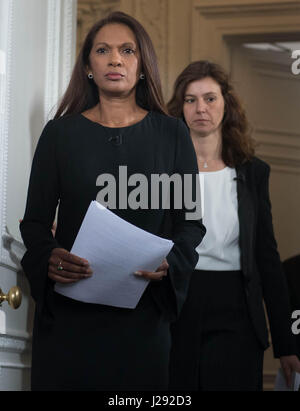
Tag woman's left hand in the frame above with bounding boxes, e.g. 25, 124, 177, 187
134, 259, 169, 281
280, 355, 300, 388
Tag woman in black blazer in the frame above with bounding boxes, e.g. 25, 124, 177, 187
167, 60, 300, 391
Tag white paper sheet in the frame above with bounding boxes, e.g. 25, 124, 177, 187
55, 201, 174, 308
274, 368, 300, 391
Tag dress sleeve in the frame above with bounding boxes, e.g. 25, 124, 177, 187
151, 119, 206, 322
256, 165, 298, 357
20, 120, 61, 315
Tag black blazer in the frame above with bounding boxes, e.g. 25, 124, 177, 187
282, 255, 300, 355
282, 255, 300, 313
236, 157, 297, 357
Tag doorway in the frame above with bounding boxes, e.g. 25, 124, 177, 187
228, 36, 300, 390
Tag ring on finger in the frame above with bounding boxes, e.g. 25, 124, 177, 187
57, 261, 64, 271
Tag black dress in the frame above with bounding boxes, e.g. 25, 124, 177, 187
20, 111, 206, 391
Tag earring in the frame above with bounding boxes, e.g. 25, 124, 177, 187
88, 73, 94, 79
139, 73, 145, 80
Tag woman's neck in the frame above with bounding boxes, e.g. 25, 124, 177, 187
90, 92, 147, 128
190, 130, 225, 171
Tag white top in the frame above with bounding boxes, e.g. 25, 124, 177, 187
196, 167, 241, 271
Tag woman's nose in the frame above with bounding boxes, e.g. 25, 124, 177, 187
196, 100, 207, 113
109, 49, 122, 66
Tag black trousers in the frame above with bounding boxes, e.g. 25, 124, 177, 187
169, 270, 264, 391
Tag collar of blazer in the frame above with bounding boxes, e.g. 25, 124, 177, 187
235, 163, 247, 208
235, 162, 255, 280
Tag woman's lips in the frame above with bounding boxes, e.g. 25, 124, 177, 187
105, 73, 124, 80
193, 119, 209, 123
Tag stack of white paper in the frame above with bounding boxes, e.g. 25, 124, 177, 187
274, 368, 300, 391
55, 201, 174, 308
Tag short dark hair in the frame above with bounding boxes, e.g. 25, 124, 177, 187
168, 60, 255, 166
54, 11, 167, 118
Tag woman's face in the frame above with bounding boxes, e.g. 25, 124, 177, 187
88, 23, 141, 97
183, 77, 225, 137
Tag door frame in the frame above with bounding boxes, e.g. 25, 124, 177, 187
191, 0, 300, 71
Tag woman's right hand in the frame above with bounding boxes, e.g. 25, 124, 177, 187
48, 248, 93, 284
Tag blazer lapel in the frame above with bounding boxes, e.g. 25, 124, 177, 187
236, 163, 255, 280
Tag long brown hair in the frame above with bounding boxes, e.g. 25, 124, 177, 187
54, 11, 167, 118
168, 60, 255, 166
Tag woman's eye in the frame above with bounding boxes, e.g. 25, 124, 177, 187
184, 98, 195, 104
122, 48, 135, 54
96, 48, 108, 54
206, 97, 216, 102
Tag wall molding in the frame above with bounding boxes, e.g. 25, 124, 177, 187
0, 363, 30, 370
255, 127, 300, 145
134, 0, 169, 98
0, 332, 31, 354
263, 371, 277, 391
77, 0, 120, 54
44, 0, 62, 121
0, 332, 32, 378
258, 156, 300, 175
255, 127, 300, 174
252, 60, 300, 82
45, 0, 78, 121
0, 0, 16, 271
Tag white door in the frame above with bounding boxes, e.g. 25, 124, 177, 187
0, 0, 77, 391
230, 42, 300, 389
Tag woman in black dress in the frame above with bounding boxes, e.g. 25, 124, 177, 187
20, 12, 205, 391
167, 60, 300, 391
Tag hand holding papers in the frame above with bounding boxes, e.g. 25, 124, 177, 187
55, 201, 174, 308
